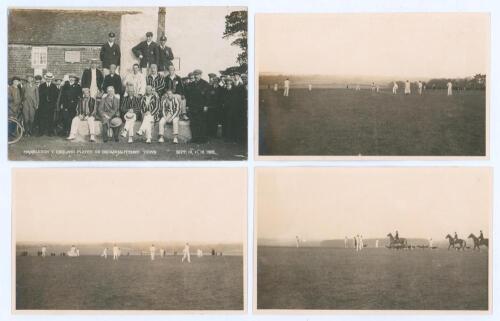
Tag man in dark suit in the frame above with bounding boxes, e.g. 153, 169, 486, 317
81, 59, 104, 98
158, 35, 174, 76
132, 32, 159, 74
186, 69, 210, 143
100, 32, 121, 75
102, 64, 123, 97
58, 74, 82, 137
38, 72, 60, 136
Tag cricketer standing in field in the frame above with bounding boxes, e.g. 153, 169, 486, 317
113, 244, 119, 260
447, 81, 453, 96
296, 235, 300, 248
392, 82, 398, 94
150, 244, 155, 260
182, 243, 191, 263
405, 80, 411, 95
344, 236, 348, 248
359, 235, 364, 250
41, 246, 47, 257
283, 78, 290, 97
429, 238, 433, 248
197, 249, 203, 257
375, 240, 379, 248
273, 83, 278, 92
418, 81, 423, 95
102, 247, 108, 259
354, 235, 358, 250
308, 84, 312, 91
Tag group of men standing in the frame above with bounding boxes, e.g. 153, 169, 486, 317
9, 31, 247, 145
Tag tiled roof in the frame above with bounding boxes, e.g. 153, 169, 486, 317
8, 9, 136, 45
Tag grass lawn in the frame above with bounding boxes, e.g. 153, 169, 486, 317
257, 246, 488, 310
16, 255, 244, 310
259, 88, 486, 156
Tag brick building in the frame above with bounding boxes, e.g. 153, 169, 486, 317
8, 8, 166, 80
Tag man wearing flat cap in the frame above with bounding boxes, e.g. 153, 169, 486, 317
158, 35, 174, 76
187, 69, 211, 143
132, 32, 160, 74
58, 74, 82, 137
38, 73, 59, 136
100, 32, 121, 76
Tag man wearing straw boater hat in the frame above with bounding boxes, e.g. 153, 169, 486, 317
38, 72, 59, 136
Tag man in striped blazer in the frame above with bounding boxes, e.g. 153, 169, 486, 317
146, 64, 166, 97
158, 89, 181, 144
136, 85, 160, 143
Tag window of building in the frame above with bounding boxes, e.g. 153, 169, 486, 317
31, 47, 48, 68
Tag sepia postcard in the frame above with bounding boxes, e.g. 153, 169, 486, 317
256, 13, 490, 160
12, 168, 247, 312
7, 7, 248, 161
255, 167, 491, 312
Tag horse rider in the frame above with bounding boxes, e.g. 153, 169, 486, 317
454, 232, 458, 242
395, 230, 399, 241
479, 230, 484, 241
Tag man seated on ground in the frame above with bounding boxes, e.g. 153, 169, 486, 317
137, 85, 160, 143
67, 88, 97, 142
158, 89, 181, 144
98, 86, 122, 142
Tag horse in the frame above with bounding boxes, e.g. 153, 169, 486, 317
468, 233, 488, 251
445, 234, 466, 251
387, 233, 407, 249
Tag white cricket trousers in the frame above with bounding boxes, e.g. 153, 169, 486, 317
283, 87, 289, 97
113, 253, 118, 260
393, 88, 397, 94
159, 114, 179, 136
150, 252, 155, 261
182, 252, 191, 263
123, 119, 135, 137
138, 114, 155, 140
69, 116, 95, 137
447, 88, 452, 96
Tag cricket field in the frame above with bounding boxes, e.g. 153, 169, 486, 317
257, 246, 488, 310
259, 88, 486, 156
16, 255, 243, 310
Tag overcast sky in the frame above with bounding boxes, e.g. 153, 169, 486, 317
257, 168, 491, 241
257, 13, 489, 78
14, 169, 246, 244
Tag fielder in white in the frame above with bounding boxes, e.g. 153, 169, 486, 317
359, 235, 364, 251
447, 81, 453, 96
296, 235, 300, 248
392, 82, 398, 94
418, 81, 423, 95
405, 80, 411, 95
101, 247, 108, 259
113, 244, 119, 260
428, 238, 433, 248
283, 79, 290, 97
182, 243, 191, 263
41, 246, 47, 257
375, 240, 379, 248
150, 244, 156, 260
273, 83, 278, 92
197, 249, 203, 258
344, 237, 348, 248
308, 84, 312, 91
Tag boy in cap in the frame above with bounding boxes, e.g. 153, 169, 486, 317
132, 32, 160, 74
100, 32, 121, 76
158, 35, 174, 76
